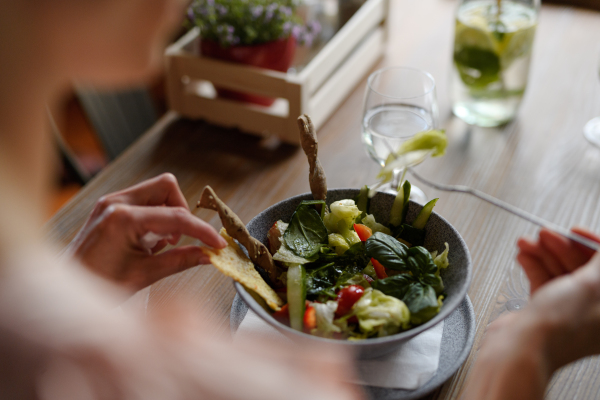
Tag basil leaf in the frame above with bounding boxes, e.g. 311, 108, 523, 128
402, 283, 438, 315
405, 247, 437, 277
284, 202, 328, 258
365, 232, 409, 271
371, 274, 415, 299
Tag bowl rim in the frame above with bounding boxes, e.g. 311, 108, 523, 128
235, 188, 472, 346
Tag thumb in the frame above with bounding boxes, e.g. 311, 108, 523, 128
142, 246, 211, 286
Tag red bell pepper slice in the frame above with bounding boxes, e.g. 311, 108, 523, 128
303, 306, 317, 331
371, 258, 388, 279
353, 223, 372, 242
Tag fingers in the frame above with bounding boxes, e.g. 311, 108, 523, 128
96, 173, 189, 212
538, 229, 590, 273
516, 251, 550, 293
140, 246, 212, 287
517, 235, 567, 278
118, 205, 227, 249
570, 226, 599, 261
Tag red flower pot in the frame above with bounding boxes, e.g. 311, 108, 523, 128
200, 36, 296, 106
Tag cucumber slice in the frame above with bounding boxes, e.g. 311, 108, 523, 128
356, 185, 369, 214
398, 224, 425, 246
287, 264, 306, 331
390, 181, 411, 226
412, 198, 438, 230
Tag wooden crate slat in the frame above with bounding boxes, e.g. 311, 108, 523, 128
165, 27, 200, 55
297, 0, 386, 96
309, 27, 385, 129
165, 0, 390, 143
180, 95, 300, 143
176, 55, 293, 99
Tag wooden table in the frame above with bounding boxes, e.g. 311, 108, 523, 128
47, 0, 600, 398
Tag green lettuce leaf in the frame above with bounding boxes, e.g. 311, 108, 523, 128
354, 288, 411, 337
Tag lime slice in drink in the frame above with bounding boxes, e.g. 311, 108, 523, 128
500, 26, 535, 68
455, 23, 495, 52
377, 130, 447, 183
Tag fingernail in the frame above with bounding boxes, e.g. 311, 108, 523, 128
219, 236, 228, 248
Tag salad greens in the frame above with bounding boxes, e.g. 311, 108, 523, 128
284, 200, 328, 258
268, 183, 451, 340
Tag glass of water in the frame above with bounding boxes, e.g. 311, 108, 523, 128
583, 54, 600, 147
361, 67, 439, 204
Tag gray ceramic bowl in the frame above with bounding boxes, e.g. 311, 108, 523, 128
234, 188, 472, 359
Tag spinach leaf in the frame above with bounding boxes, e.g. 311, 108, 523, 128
371, 274, 415, 299
284, 201, 328, 258
318, 242, 368, 267
305, 262, 343, 298
365, 232, 409, 270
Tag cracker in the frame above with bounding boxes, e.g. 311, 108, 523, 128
203, 229, 283, 311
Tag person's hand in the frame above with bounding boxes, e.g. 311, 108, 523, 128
517, 227, 600, 293
65, 173, 227, 292
463, 231, 600, 400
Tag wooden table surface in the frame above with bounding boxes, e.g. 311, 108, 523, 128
47, 0, 600, 398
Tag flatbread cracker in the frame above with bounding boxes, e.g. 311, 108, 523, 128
203, 229, 283, 311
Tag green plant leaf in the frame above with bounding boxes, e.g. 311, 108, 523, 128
284, 201, 328, 258
365, 232, 409, 271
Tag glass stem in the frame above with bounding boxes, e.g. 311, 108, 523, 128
392, 168, 408, 191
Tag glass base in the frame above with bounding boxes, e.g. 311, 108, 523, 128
452, 101, 516, 128
584, 117, 600, 148
379, 183, 427, 205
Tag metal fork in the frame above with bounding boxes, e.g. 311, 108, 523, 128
408, 168, 600, 252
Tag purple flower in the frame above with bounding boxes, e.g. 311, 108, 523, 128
279, 6, 292, 16
227, 25, 235, 34
307, 20, 321, 35
216, 4, 227, 15
282, 21, 293, 34
291, 25, 302, 39
303, 34, 314, 47
265, 9, 274, 21
251, 5, 263, 18
187, 6, 195, 20
206, 0, 214, 6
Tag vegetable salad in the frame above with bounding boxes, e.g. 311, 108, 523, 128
267, 183, 450, 340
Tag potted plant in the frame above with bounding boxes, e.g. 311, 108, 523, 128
187, 0, 320, 106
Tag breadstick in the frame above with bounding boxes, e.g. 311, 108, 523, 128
297, 114, 327, 211
197, 186, 278, 283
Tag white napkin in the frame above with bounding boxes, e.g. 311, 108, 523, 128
234, 308, 443, 389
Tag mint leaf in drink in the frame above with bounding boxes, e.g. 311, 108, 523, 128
454, 46, 501, 87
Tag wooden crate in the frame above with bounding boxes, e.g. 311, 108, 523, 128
165, 0, 389, 144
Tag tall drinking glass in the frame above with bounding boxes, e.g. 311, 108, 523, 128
451, 0, 539, 127
361, 67, 439, 204
583, 54, 600, 147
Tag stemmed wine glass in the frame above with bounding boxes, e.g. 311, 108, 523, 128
361, 67, 439, 204
583, 54, 600, 147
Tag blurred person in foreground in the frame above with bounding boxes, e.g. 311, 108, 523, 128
0, 1, 362, 399
1, 1, 599, 400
